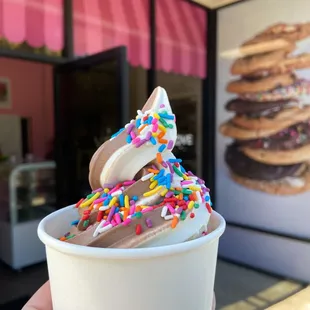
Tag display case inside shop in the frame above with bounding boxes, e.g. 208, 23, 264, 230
0, 161, 56, 269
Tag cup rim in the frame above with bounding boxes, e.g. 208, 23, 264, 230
38, 205, 226, 260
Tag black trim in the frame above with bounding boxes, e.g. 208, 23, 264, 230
63, 0, 74, 58
147, 0, 156, 95
53, 63, 62, 207
226, 222, 310, 243
55, 47, 126, 71
0, 49, 65, 64
203, 9, 217, 208
219, 257, 309, 286
116, 47, 130, 126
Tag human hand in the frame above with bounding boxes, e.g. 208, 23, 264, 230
22, 281, 52, 310
23, 281, 215, 310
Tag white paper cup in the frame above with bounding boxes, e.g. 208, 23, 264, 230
38, 205, 225, 310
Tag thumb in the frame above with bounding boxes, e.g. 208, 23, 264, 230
22, 281, 52, 310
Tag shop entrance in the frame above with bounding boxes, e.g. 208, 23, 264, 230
54, 47, 129, 206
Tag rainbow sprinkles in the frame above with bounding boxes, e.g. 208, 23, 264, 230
60, 100, 212, 245
112, 102, 176, 162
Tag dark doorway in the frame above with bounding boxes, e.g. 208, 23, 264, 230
171, 98, 198, 174
54, 47, 129, 207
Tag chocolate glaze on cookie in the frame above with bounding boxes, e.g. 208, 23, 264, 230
226, 98, 295, 118
225, 144, 303, 181
237, 121, 310, 150
226, 73, 295, 94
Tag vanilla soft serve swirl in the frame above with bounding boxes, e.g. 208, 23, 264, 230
62, 87, 212, 248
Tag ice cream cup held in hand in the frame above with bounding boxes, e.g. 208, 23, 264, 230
38, 205, 225, 310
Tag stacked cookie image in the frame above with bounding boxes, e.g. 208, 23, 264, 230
220, 22, 310, 195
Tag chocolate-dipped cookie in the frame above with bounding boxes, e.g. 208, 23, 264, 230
225, 144, 310, 195
226, 73, 295, 94
226, 98, 296, 115
237, 121, 310, 165
237, 121, 310, 151
231, 105, 310, 130
225, 144, 303, 180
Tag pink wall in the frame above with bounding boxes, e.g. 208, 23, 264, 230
0, 58, 54, 159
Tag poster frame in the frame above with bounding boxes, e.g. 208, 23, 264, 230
187, 0, 310, 281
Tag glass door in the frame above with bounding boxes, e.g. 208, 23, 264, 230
54, 47, 129, 207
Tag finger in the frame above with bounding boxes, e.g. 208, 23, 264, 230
22, 281, 52, 310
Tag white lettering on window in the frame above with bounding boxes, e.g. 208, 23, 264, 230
175, 134, 194, 147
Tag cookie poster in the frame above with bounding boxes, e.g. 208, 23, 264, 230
216, 0, 310, 237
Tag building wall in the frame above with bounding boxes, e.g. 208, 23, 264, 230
0, 58, 54, 159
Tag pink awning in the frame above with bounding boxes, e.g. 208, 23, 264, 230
156, 0, 206, 78
0, 0, 206, 77
0, 0, 63, 52
73, 0, 150, 69
73, 0, 207, 78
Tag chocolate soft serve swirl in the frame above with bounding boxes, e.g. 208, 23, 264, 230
88, 89, 160, 190
61, 87, 212, 248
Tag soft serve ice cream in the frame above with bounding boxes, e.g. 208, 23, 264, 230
60, 87, 212, 248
